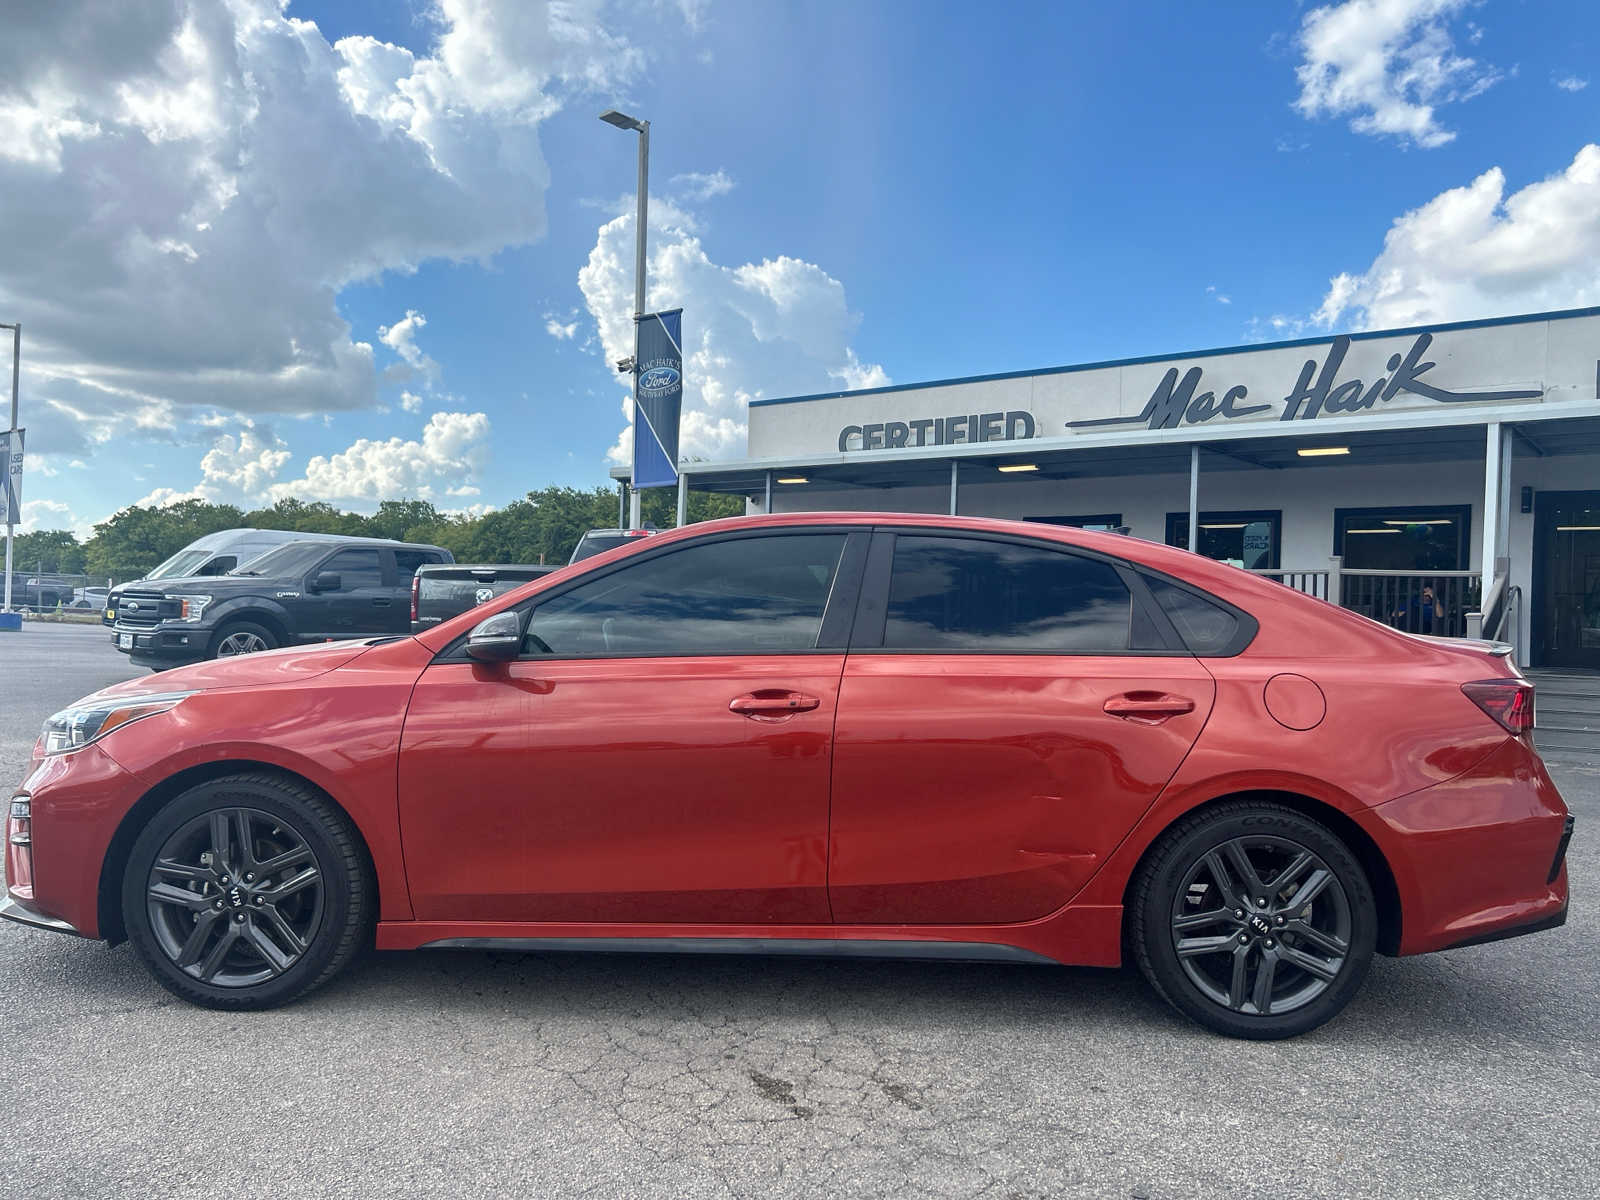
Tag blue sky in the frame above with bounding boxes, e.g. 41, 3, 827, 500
4, 0, 1597, 533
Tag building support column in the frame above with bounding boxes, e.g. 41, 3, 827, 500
675, 471, 688, 528
1480, 422, 1504, 602
949, 459, 959, 516
617, 482, 626, 529
1188, 445, 1200, 552
764, 470, 773, 514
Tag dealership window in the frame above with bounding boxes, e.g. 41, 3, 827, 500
525, 534, 847, 656
882, 535, 1131, 652
1025, 514, 1125, 533
1333, 505, 1470, 570
1165, 511, 1281, 570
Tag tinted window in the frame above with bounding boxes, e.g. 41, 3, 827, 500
394, 550, 438, 577
420, 576, 533, 607
195, 555, 236, 576
229, 543, 328, 577
1146, 576, 1242, 655
883, 536, 1131, 652
323, 549, 383, 591
527, 534, 847, 656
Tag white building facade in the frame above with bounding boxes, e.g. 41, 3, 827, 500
641, 307, 1600, 669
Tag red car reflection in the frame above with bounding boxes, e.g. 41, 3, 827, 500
3, 513, 1571, 1038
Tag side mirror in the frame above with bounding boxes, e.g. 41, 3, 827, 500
466, 610, 522, 663
310, 572, 341, 593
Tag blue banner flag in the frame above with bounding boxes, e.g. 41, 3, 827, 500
631, 309, 682, 490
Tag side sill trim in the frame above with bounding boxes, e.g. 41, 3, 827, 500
416, 935, 1060, 965
0, 894, 84, 937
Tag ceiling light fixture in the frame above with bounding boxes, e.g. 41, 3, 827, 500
997, 463, 1038, 473
1383, 519, 1453, 526
1347, 528, 1399, 535
776, 476, 808, 485
1297, 447, 1350, 457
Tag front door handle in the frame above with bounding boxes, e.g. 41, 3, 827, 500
1103, 692, 1196, 724
372, 598, 392, 607
729, 690, 822, 718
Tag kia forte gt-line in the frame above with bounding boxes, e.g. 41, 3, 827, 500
2, 513, 1573, 1039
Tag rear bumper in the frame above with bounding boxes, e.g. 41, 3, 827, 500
1363, 737, 1572, 956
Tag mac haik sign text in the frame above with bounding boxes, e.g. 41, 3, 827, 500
1066, 332, 1541, 432
810, 327, 1551, 456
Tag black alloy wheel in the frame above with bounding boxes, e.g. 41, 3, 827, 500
122, 773, 370, 1009
1131, 801, 1376, 1039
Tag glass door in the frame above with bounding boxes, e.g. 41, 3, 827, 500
1535, 491, 1600, 669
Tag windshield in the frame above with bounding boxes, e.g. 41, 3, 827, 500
146, 548, 212, 580
227, 542, 330, 577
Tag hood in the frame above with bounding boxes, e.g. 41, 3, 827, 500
119, 573, 273, 596
95, 639, 377, 699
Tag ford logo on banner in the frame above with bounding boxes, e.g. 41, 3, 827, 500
638, 366, 680, 394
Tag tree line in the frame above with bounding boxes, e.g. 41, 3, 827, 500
11, 487, 746, 582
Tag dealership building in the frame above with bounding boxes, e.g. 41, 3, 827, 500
630, 306, 1600, 671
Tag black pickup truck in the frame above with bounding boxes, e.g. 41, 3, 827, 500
110, 539, 452, 669
410, 562, 556, 633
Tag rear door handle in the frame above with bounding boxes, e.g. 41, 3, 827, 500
729, 690, 822, 718
372, 598, 392, 607
1103, 692, 1196, 724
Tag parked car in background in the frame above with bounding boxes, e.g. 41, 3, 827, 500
70, 587, 109, 612
410, 563, 557, 633
568, 526, 658, 564
104, 529, 389, 626
7, 512, 1570, 1038
107, 538, 452, 669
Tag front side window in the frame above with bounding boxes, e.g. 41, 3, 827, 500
882, 535, 1131, 652
322, 549, 383, 591
196, 555, 236, 577
526, 534, 847, 657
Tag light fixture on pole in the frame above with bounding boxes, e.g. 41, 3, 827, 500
0, 321, 19, 617
599, 108, 650, 530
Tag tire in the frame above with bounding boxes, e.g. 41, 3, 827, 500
121, 773, 371, 1010
1129, 801, 1376, 1040
208, 620, 277, 659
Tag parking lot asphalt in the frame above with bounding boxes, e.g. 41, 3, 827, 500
1, 622, 1596, 1199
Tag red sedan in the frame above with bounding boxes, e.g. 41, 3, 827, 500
3, 513, 1572, 1038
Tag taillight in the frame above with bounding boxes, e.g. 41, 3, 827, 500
1462, 678, 1535, 735
410, 574, 420, 623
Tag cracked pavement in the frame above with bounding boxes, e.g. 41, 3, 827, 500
3, 623, 1596, 1198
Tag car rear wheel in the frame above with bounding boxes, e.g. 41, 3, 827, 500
121, 773, 370, 1010
209, 620, 277, 658
1130, 801, 1376, 1039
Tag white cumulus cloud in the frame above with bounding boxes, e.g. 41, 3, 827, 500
579, 204, 888, 465
1311, 144, 1600, 330
1553, 75, 1589, 93
269, 410, 492, 503
378, 310, 439, 383
0, 0, 659, 460
1293, 0, 1501, 148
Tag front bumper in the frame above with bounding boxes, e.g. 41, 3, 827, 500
110, 622, 208, 666
0, 894, 83, 937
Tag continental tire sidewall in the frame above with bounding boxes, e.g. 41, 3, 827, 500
1136, 805, 1378, 1040
121, 775, 367, 1010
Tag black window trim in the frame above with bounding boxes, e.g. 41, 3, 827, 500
1332, 503, 1472, 566
848, 527, 1193, 658
433, 526, 871, 664
1164, 508, 1283, 570
1023, 513, 1124, 530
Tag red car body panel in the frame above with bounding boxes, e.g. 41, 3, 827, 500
5, 511, 1570, 975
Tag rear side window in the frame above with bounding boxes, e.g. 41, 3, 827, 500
394, 550, 438, 576
528, 534, 847, 656
1145, 575, 1243, 655
883, 536, 1131, 652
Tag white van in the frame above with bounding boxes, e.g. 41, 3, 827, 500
103, 529, 410, 626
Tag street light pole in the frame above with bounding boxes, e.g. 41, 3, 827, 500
1, 322, 18, 614
600, 108, 650, 530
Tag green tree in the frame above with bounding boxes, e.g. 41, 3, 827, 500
240, 497, 364, 535
12, 529, 86, 575
638, 488, 745, 529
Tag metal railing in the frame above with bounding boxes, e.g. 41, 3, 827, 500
1336, 569, 1480, 639
1246, 567, 1335, 602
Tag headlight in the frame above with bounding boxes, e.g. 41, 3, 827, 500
39, 692, 195, 755
169, 594, 214, 621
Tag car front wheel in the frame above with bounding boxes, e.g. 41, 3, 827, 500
1130, 800, 1377, 1039
121, 773, 370, 1010
209, 620, 278, 658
